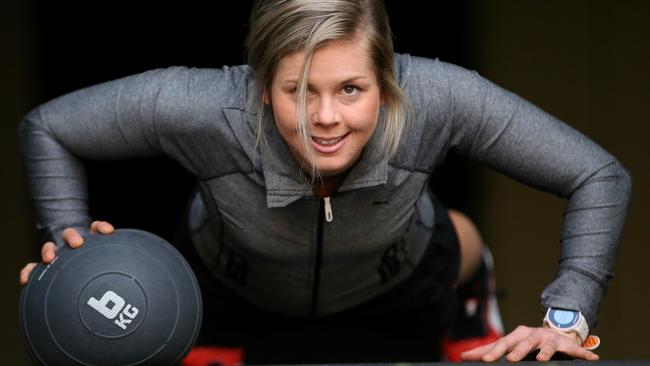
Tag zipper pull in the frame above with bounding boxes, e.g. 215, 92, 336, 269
323, 197, 333, 222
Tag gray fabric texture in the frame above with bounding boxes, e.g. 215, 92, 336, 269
17, 54, 632, 328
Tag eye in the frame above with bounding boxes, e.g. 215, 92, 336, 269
342, 85, 359, 96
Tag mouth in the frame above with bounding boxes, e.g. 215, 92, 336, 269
311, 133, 349, 153
312, 135, 345, 145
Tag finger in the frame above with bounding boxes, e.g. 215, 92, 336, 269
506, 337, 538, 362
90, 220, 115, 234
19, 262, 38, 285
63, 228, 84, 248
460, 341, 498, 361
536, 338, 558, 362
555, 337, 600, 361
481, 337, 516, 362
97, 221, 114, 234
482, 325, 533, 362
41, 241, 57, 263
90, 221, 99, 234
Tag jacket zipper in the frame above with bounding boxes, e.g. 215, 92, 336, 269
323, 197, 333, 222
310, 196, 333, 317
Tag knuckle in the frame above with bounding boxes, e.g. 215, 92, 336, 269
553, 332, 575, 344
514, 325, 531, 336
518, 339, 533, 349
541, 341, 557, 354
514, 325, 528, 332
493, 337, 509, 348
557, 342, 580, 354
531, 327, 546, 339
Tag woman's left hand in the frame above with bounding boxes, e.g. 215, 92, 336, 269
460, 325, 600, 362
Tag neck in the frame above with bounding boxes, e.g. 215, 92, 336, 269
313, 174, 345, 198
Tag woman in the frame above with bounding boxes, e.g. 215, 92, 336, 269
18, 0, 630, 363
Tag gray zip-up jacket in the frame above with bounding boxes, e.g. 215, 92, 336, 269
18, 54, 631, 328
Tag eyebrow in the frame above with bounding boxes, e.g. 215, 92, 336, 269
281, 76, 368, 85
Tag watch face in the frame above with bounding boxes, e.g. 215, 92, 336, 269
549, 308, 579, 329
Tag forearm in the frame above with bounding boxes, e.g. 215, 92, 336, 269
541, 159, 632, 328
16, 69, 168, 242
17, 108, 92, 243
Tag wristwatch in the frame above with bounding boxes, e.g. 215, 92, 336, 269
543, 307, 589, 343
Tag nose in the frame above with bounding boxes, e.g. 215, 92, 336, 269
311, 96, 339, 127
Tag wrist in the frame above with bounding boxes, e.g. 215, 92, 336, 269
542, 307, 589, 344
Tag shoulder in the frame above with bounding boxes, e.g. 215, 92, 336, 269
394, 53, 481, 94
152, 64, 256, 140
148, 64, 257, 136
390, 54, 482, 171
153, 64, 254, 111
150, 65, 258, 177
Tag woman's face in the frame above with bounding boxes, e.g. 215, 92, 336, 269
266, 37, 383, 178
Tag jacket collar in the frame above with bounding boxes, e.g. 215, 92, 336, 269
225, 89, 388, 208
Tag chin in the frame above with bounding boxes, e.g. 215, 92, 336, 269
316, 161, 351, 178
314, 151, 361, 177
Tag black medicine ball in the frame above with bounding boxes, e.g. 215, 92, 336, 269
19, 229, 203, 366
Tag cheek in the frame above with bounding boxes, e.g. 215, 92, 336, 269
345, 101, 380, 133
271, 97, 298, 135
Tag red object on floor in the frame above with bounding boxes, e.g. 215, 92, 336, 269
182, 346, 244, 366
441, 328, 502, 362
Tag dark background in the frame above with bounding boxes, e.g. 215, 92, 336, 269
2, 1, 649, 364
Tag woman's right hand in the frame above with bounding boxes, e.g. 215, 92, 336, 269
19, 221, 115, 286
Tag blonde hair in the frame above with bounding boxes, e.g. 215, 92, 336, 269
246, 0, 409, 177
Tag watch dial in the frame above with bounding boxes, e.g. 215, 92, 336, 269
551, 309, 578, 328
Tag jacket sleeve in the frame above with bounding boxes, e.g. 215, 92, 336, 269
16, 67, 212, 244
408, 56, 632, 328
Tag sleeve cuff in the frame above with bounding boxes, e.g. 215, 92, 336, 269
540, 267, 607, 329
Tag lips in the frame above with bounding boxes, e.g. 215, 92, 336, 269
311, 133, 348, 154
313, 136, 344, 145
